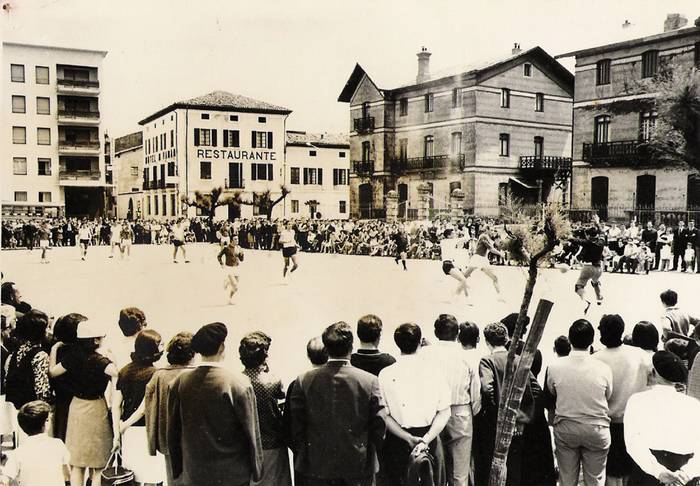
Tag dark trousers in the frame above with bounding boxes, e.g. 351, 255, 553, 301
672, 251, 686, 271
381, 426, 445, 486
630, 449, 698, 485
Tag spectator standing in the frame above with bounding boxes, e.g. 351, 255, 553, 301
107, 307, 148, 370
350, 314, 396, 376
641, 221, 658, 265
672, 221, 687, 271
659, 289, 699, 342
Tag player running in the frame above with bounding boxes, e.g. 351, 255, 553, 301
77, 222, 92, 261
118, 222, 134, 260
278, 222, 299, 279
570, 221, 606, 314
109, 220, 122, 258
218, 239, 245, 305
171, 219, 189, 263
440, 228, 470, 298
38, 222, 52, 264
392, 226, 409, 271
463, 227, 504, 300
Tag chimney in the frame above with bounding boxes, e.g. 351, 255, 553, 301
664, 13, 688, 32
416, 47, 431, 84
511, 43, 522, 55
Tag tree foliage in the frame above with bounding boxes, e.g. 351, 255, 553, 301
236, 185, 291, 220
181, 187, 238, 241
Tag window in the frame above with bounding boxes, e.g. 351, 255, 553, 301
290, 167, 300, 184
230, 115, 238, 122
13, 157, 27, 175
500, 88, 510, 108
12, 126, 25, 144
258, 116, 266, 123
11, 64, 24, 83
498, 183, 509, 206
167, 162, 176, 177
223, 129, 240, 147
594, 115, 610, 144
339, 151, 346, 158
399, 98, 408, 116
424, 93, 434, 113
362, 141, 371, 162
640, 111, 658, 142
170, 129, 174, 147
154, 195, 159, 215
162, 194, 167, 216
201, 113, 210, 120
523, 63, 532, 77
35, 66, 49, 84
339, 201, 347, 214
251, 163, 274, 181
451, 132, 462, 155
534, 136, 544, 157
535, 93, 544, 112
194, 128, 215, 146
452, 88, 461, 108
131, 166, 139, 176
362, 101, 370, 118
39, 192, 51, 203
252, 131, 273, 149
291, 200, 299, 213
596, 59, 611, 85
11, 95, 25, 113
14, 192, 27, 202
303, 167, 323, 185
424, 135, 434, 158
499, 133, 510, 156
309, 150, 317, 157
449, 181, 461, 194
200, 161, 212, 179
37, 128, 51, 145
399, 138, 408, 162
36, 97, 50, 115
641, 50, 658, 78
38, 158, 51, 175
333, 168, 348, 185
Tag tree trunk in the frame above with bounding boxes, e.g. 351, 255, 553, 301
207, 212, 216, 243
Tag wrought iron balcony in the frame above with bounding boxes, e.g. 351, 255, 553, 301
352, 160, 375, 176
142, 180, 151, 190
353, 117, 375, 134
519, 156, 572, 171
58, 109, 100, 119
582, 141, 650, 166
58, 140, 100, 150
391, 154, 465, 174
58, 169, 101, 181
57, 79, 99, 88
225, 178, 245, 189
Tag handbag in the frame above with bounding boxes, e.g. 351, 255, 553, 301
101, 451, 135, 486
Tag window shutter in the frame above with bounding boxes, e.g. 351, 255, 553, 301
318, 168, 323, 185
333, 169, 338, 186
267, 132, 273, 149
194, 129, 200, 146
233, 130, 239, 147
251, 164, 257, 181
251, 131, 257, 148
223, 130, 229, 148
212, 129, 217, 147
267, 163, 273, 180
303, 168, 308, 185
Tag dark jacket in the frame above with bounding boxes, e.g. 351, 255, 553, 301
289, 360, 386, 480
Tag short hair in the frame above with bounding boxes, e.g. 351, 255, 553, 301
632, 321, 659, 352
483, 323, 509, 347
1, 282, 18, 305
394, 323, 422, 354
598, 314, 625, 348
500, 313, 530, 337
17, 400, 51, 436
554, 335, 571, 357
239, 331, 272, 369
306, 337, 328, 365
660, 290, 678, 307
118, 307, 147, 337
568, 319, 595, 350
357, 314, 382, 343
53, 313, 87, 344
15, 310, 49, 344
322, 322, 354, 358
434, 314, 459, 341
458, 321, 480, 348
131, 329, 162, 365
166, 332, 194, 365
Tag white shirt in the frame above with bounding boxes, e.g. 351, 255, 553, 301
171, 224, 186, 240
3, 434, 70, 486
419, 341, 481, 412
592, 345, 650, 420
279, 229, 296, 248
78, 227, 91, 240
625, 385, 700, 479
378, 354, 450, 428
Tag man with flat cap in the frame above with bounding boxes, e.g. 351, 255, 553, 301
167, 322, 263, 486
625, 350, 700, 485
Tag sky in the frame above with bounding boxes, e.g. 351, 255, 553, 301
2, 0, 698, 138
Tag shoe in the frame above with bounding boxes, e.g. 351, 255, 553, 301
173, 260, 178, 263
185, 261, 190, 263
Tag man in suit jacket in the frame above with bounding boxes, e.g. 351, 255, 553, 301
167, 322, 263, 486
672, 221, 686, 271
289, 321, 386, 486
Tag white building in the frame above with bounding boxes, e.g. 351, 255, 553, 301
113, 131, 144, 220
138, 91, 291, 220
2, 42, 108, 218
284, 131, 350, 219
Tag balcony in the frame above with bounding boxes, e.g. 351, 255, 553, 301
519, 156, 573, 178
142, 180, 151, 190
581, 141, 650, 166
353, 117, 375, 134
225, 178, 245, 190
58, 140, 100, 155
58, 169, 102, 187
391, 154, 466, 174
352, 160, 375, 176
58, 110, 100, 126
57, 78, 100, 95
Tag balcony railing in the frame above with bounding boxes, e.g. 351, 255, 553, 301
142, 180, 150, 190
353, 117, 375, 134
391, 154, 466, 174
57, 79, 99, 88
225, 178, 245, 189
519, 156, 573, 171
58, 169, 101, 181
58, 110, 100, 119
352, 160, 375, 176
58, 140, 100, 150
581, 141, 650, 166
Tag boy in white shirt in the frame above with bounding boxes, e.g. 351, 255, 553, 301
1, 400, 70, 486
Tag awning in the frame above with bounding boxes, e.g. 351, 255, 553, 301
509, 177, 538, 190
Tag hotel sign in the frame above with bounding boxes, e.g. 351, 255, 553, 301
196, 148, 277, 161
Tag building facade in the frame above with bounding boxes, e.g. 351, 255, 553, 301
2, 42, 108, 218
338, 46, 574, 219
113, 131, 144, 220
558, 19, 700, 220
284, 131, 350, 219
138, 91, 291, 220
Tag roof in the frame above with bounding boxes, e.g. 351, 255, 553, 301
338, 47, 574, 102
286, 131, 349, 148
114, 131, 143, 154
139, 90, 292, 125
2, 41, 108, 56
556, 25, 700, 59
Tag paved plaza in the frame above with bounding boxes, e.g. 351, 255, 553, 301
2, 244, 699, 384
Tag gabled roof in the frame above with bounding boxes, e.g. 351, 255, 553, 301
337, 64, 385, 103
139, 90, 291, 125
286, 131, 349, 148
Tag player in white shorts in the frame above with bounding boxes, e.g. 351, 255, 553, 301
278, 222, 299, 279
171, 219, 189, 263
38, 222, 52, 263
440, 228, 471, 298
109, 220, 121, 258
217, 239, 244, 304
77, 222, 92, 261
463, 228, 504, 298
118, 223, 134, 259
